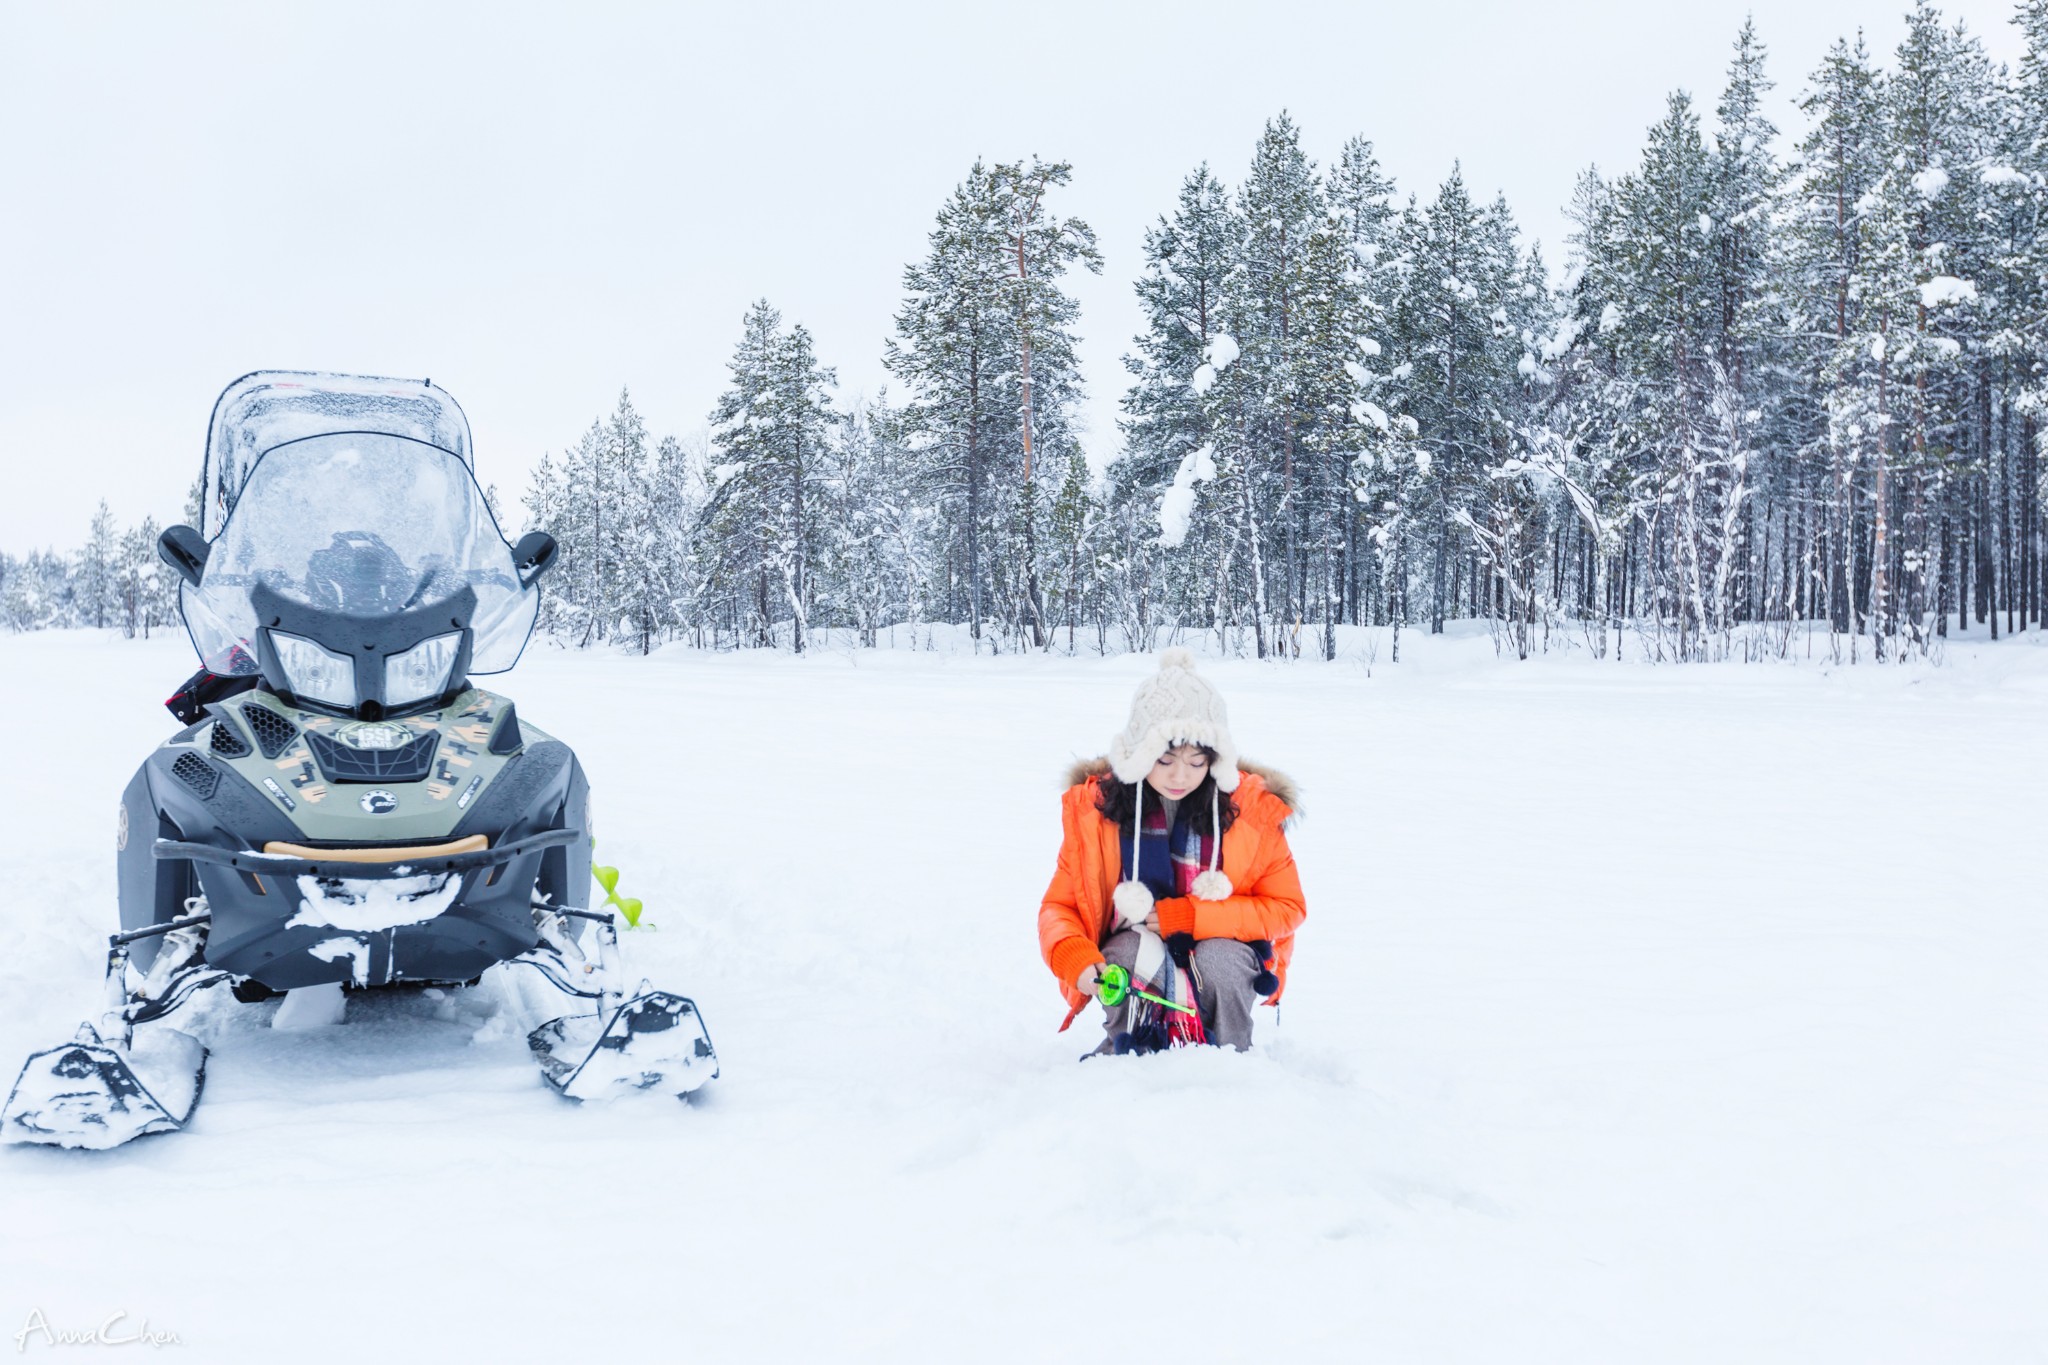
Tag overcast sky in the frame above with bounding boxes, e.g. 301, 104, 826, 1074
0, 0, 2027, 552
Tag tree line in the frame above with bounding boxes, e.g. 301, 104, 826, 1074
0, 500, 182, 637
524, 0, 2048, 662
18, 2, 2048, 666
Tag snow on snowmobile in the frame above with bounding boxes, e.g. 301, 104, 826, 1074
2, 371, 717, 1150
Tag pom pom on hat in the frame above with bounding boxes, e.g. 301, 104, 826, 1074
1108, 648, 1241, 792
1111, 880, 1155, 929
1191, 869, 1233, 901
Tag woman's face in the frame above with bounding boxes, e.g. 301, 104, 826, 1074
1146, 743, 1211, 801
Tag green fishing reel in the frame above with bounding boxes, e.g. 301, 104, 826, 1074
1096, 963, 1194, 1015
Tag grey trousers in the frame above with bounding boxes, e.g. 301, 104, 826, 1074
1096, 929, 1261, 1052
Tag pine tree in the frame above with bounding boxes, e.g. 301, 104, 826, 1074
1788, 33, 1885, 639
540, 420, 608, 645
1387, 166, 1529, 634
1119, 163, 1240, 640
1712, 19, 1784, 390
824, 396, 924, 646
118, 516, 166, 638
1045, 446, 1100, 652
1568, 93, 1733, 656
78, 500, 120, 630
602, 390, 665, 653
644, 432, 711, 647
995, 157, 1101, 646
1877, 2, 1998, 647
1292, 203, 1371, 659
887, 161, 1013, 642
1232, 113, 1328, 645
1327, 135, 1403, 639
887, 158, 1095, 649
706, 301, 840, 652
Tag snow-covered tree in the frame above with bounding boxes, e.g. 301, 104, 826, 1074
705, 301, 840, 653
887, 157, 1097, 649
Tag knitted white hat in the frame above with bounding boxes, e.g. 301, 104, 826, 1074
1108, 647, 1241, 793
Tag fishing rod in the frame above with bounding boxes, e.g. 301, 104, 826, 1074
1096, 963, 1195, 1015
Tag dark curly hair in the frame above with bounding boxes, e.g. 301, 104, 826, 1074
1094, 745, 1239, 837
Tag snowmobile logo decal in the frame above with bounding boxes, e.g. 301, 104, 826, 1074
261, 778, 297, 812
336, 721, 413, 751
359, 790, 399, 815
456, 776, 483, 809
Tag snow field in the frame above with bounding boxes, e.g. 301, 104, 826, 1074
0, 627, 2044, 1362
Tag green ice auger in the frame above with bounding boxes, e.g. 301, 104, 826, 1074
1096, 963, 1195, 1015
590, 858, 647, 929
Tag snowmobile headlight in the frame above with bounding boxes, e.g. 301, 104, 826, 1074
270, 631, 356, 709
384, 632, 462, 709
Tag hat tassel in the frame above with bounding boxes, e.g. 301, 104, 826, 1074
1112, 780, 1155, 928
1191, 785, 1232, 901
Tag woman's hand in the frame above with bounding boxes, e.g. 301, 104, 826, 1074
1075, 964, 1102, 998
1143, 909, 1161, 933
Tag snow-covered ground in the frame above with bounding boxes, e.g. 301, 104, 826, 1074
2, 627, 2044, 1363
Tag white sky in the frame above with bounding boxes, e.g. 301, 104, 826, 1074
0, 0, 2026, 553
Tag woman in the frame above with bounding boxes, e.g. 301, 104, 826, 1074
1038, 649, 1305, 1053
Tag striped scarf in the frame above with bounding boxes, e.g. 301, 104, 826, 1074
1118, 789, 1217, 904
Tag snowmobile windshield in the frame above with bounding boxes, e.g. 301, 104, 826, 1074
181, 433, 536, 678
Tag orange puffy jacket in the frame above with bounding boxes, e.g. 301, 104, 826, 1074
1038, 758, 1306, 1031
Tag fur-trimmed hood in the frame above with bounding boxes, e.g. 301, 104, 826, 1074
1060, 754, 1301, 817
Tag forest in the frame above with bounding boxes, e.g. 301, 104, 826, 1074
13, 0, 2046, 665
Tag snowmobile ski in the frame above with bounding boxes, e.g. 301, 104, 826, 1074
2, 1024, 206, 1150
528, 985, 718, 1102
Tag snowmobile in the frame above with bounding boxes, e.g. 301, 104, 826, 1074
2, 371, 717, 1149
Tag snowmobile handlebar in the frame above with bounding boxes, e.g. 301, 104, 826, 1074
110, 909, 213, 948
152, 827, 582, 880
